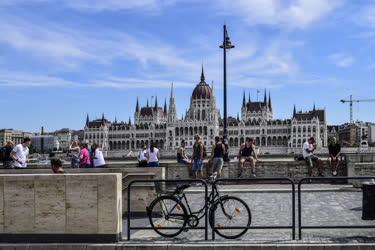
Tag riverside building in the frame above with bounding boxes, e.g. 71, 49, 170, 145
84, 67, 327, 155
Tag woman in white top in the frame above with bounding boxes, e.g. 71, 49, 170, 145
92, 143, 106, 168
146, 142, 160, 167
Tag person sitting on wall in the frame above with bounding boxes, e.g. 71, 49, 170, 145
238, 137, 258, 178
177, 140, 193, 176
328, 137, 341, 176
137, 145, 148, 167
303, 137, 324, 177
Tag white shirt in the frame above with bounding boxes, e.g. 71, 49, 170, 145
302, 141, 313, 159
12, 144, 29, 168
147, 148, 159, 162
93, 149, 105, 167
138, 149, 148, 161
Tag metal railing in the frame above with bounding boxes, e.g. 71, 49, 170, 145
126, 179, 209, 240
298, 176, 375, 240
212, 177, 296, 240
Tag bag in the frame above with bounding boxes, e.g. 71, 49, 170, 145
0, 147, 6, 162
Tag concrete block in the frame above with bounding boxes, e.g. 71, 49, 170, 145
4, 176, 35, 233
66, 175, 98, 234
98, 174, 122, 234
41, 245, 57, 250
14, 246, 29, 250
34, 175, 66, 233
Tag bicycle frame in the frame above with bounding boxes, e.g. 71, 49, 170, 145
164, 182, 221, 221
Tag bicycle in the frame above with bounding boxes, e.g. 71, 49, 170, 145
146, 178, 251, 239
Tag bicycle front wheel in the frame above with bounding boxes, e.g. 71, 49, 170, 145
209, 196, 251, 239
147, 195, 188, 238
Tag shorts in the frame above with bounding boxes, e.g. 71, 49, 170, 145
148, 161, 160, 167
305, 155, 319, 168
71, 158, 80, 168
192, 160, 203, 172
212, 158, 223, 173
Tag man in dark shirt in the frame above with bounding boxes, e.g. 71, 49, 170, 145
328, 137, 341, 176
1, 141, 14, 169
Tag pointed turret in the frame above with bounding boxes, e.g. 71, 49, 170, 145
101, 113, 105, 121
135, 97, 140, 112
168, 82, 177, 123
263, 89, 267, 104
154, 96, 158, 109
128, 117, 131, 126
242, 91, 246, 108
293, 105, 296, 116
146, 98, 149, 107
237, 112, 240, 121
114, 117, 117, 123
200, 64, 205, 83
164, 98, 167, 113
85, 114, 89, 126
313, 103, 316, 112
248, 92, 251, 103
268, 91, 272, 110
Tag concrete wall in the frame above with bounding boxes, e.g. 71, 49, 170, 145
0, 173, 122, 243
0, 243, 373, 249
166, 160, 347, 181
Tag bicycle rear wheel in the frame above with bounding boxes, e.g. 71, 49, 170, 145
209, 196, 251, 239
147, 195, 188, 238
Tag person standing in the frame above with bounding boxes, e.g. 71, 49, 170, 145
1, 141, 14, 169
192, 135, 204, 179
10, 138, 31, 169
210, 136, 225, 179
68, 140, 80, 168
238, 137, 258, 177
328, 137, 341, 176
147, 142, 160, 167
92, 143, 106, 168
137, 145, 148, 167
303, 137, 323, 177
79, 142, 91, 168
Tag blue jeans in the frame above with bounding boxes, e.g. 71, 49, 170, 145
192, 160, 203, 172
148, 161, 159, 167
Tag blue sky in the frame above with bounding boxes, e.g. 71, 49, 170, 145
0, 0, 375, 132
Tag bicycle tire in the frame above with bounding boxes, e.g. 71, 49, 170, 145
209, 196, 251, 239
147, 195, 188, 238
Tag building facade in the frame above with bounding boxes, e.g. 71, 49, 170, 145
0, 129, 33, 146
83, 68, 328, 154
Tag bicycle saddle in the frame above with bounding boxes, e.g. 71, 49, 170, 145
174, 184, 191, 194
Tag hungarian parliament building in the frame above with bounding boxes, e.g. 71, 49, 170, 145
83, 67, 327, 155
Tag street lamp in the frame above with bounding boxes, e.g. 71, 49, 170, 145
219, 25, 234, 161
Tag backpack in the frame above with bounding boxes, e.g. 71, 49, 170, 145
0, 147, 6, 162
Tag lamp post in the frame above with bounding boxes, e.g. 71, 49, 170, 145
219, 25, 234, 161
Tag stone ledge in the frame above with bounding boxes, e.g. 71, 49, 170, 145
0, 242, 374, 250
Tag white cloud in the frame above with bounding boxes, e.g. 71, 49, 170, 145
0, 0, 177, 12
0, 14, 199, 74
91, 76, 194, 89
329, 53, 355, 68
0, 70, 77, 87
217, 0, 342, 29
